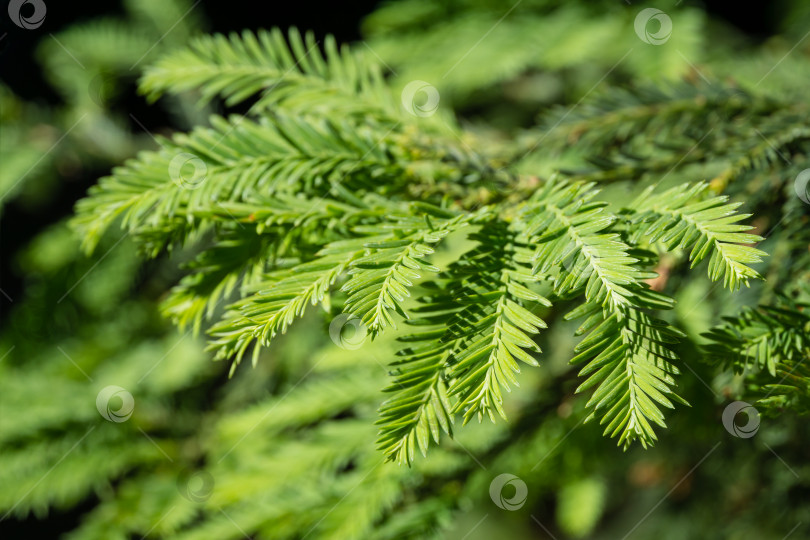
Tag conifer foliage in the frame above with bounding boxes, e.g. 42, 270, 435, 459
5, 1, 810, 538
73, 28, 769, 462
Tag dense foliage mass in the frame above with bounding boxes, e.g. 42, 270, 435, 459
2, 1, 809, 538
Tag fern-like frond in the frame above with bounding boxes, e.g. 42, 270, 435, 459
703, 298, 810, 413
567, 301, 687, 448
72, 113, 405, 253
376, 342, 455, 466
517, 180, 688, 448
521, 181, 643, 312
446, 224, 549, 424
342, 206, 471, 334
140, 28, 396, 116
377, 219, 549, 464
713, 111, 810, 189
703, 300, 810, 376
160, 230, 269, 333
205, 202, 465, 372
160, 193, 405, 335
625, 182, 767, 290
208, 249, 359, 371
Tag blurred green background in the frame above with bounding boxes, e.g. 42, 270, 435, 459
1, 1, 809, 538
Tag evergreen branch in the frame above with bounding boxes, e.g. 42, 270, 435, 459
712, 113, 810, 190
342, 206, 471, 334
18, 2, 810, 538
72, 113, 405, 254
703, 299, 810, 413
567, 302, 687, 448
376, 340, 455, 466
531, 83, 768, 153
521, 181, 643, 312
208, 249, 360, 371
702, 300, 810, 376
517, 180, 687, 448
377, 220, 549, 464
139, 28, 396, 116
445, 225, 549, 424
626, 182, 767, 290
161, 193, 403, 335
160, 229, 269, 333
